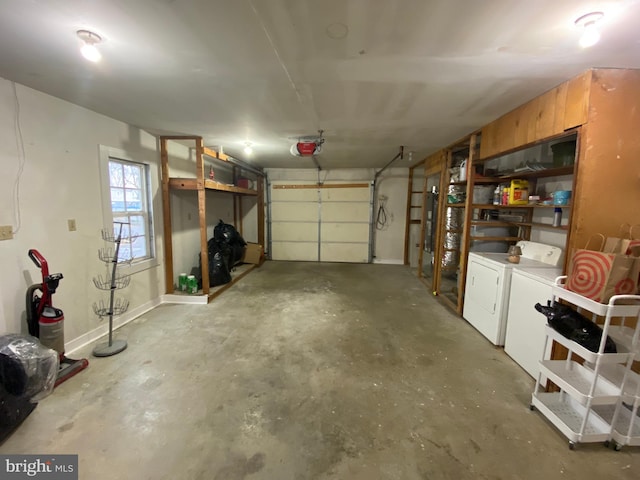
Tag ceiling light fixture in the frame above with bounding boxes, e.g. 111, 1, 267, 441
77, 29, 102, 62
244, 143, 253, 155
575, 11, 604, 48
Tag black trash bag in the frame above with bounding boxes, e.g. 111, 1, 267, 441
213, 220, 246, 266
214, 220, 246, 247
210, 251, 231, 286
207, 238, 230, 269
534, 302, 617, 353
197, 239, 233, 288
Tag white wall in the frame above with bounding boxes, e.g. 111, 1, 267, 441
373, 168, 409, 264
0, 78, 164, 346
265, 167, 408, 263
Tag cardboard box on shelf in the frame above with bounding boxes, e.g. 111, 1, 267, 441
242, 243, 264, 264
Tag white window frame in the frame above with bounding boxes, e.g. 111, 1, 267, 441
99, 145, 159, 275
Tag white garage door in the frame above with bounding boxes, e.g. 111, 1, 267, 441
270, 183, 371, 262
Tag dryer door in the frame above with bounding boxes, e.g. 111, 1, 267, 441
463, 257, 507, 345
466, 260, 500, 314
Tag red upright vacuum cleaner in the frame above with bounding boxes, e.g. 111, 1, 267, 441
26, 249, 89, 387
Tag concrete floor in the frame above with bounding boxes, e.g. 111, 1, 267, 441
2, 262, 639, 479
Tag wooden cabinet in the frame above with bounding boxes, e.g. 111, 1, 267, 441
410, 68, 640, 313
160, 136, 265, 302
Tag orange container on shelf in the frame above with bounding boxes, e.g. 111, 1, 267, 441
508, 179, 529, 205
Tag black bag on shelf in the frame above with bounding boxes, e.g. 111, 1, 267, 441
214, 220, 246, 247
213, 220, 246, 266
534, 301, 617, 353
198, 244, 232, 287
210, 251, 231, 286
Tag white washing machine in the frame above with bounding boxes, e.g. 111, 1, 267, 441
504, 267, 562, 378
462, 241, 562, 346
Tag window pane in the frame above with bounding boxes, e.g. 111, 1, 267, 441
111, 188, 125, 212
129, 215, 148, 258
112, 218, 130, 240
109, 162, 123, 187
118, 243, 132, 262
124, 164, 141, 189
124, 188, 142, 211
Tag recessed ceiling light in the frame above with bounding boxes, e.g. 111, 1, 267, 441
77, 29, 102, 62
244, 143, 253, 155
575, 12, 604, 48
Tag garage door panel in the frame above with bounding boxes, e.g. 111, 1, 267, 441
272, 222, 318, 242
271, 242, 318, 261
322, 202, 369, 221
321, 187, 370, 202
321, 222, 369, 242
269, 183, 370, 263
271, 188, 318, 202
321, 243, 369, 263
271, 202, 318, 222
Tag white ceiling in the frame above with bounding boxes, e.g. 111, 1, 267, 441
1, 0, 639, 169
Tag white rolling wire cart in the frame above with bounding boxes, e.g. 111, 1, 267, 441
530, 276, 640, 450
594, 311, 640, 450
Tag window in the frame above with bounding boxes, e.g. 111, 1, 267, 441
99, 146, 157, 272
108, 158, 153, 262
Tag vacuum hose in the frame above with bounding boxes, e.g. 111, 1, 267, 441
25, 284, 42, 337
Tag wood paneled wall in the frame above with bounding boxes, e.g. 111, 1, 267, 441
480, 71, 592, 159
570, 68, 640, 251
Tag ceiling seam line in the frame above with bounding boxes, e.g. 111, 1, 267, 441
247, 0, 304, 106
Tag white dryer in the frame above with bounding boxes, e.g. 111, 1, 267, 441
462, 241, 562, 346
504, 266, 563, 378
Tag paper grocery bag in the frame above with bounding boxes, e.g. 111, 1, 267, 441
603, 224, 632, 254
626, 225, 640, 257
566, 249, 640, 303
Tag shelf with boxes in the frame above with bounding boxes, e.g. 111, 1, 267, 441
468, 132, 577, 243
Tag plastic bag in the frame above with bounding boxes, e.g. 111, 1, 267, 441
210, 251, 232, 286
534, 302, 617, 353
214, 219, 246, 247
0, 334, 59, 402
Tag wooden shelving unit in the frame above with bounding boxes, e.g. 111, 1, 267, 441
160, 135, 265, 302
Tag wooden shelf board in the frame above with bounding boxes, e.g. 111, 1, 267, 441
471, 203, 571, 209
525, 222, 569, 231
470, 221, 517, 227
168, 178, 257, 195
446, 203, 466, 208
410, 219, 421, 224
494, 166, 574, 180
470, 236, 522, 242
207, 263, 259, 302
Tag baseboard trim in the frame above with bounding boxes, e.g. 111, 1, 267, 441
372, 258, 404, 265
65, 297, 162, 355
160, 293, 209, 305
